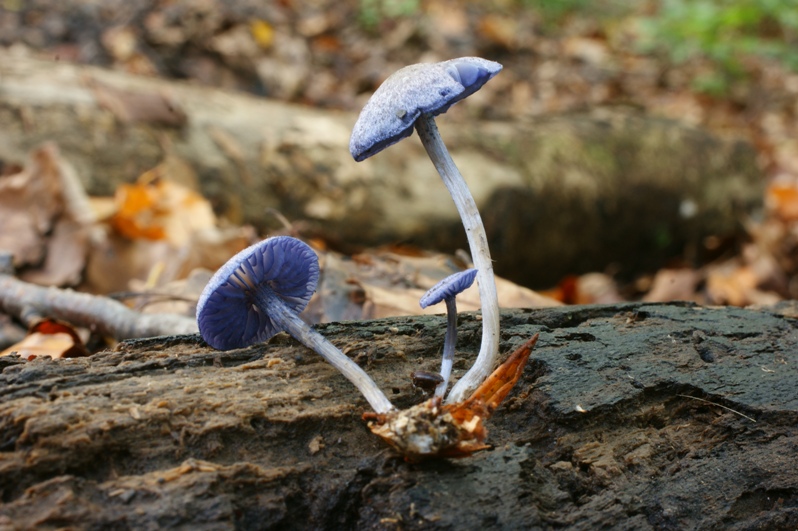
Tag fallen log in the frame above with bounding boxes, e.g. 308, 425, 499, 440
0, 52, 763, 287
0, 302, 795, 529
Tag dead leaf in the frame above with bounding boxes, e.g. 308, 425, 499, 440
85, 163, 255, 295
643, 268, 701, 302
309, 247, 560, 324
110, 167, 216, 246
21, 219, 90, 287
766, 182, 798, 221
126, 268, 212, 316
542, 273, 623, 305
0, 145, 64, 267
0, 318, 89, 360
0, 143, 93, 285
478, 14, 519, 50
563, 37, 610, 66
705, 261, 780, 307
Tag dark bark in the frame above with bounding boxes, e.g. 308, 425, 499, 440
1, 302, 796, 529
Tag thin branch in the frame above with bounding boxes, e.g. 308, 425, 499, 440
0, 274, 198, 339
677, 394, 757, 423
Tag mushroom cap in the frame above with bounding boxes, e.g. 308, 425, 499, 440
350, 57, 502, 162
196, 236, 320, 350
419, 268, 478, 309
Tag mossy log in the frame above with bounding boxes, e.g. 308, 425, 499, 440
1, 302, 796, 529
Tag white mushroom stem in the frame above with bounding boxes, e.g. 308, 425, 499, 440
253, 287, 395, 414
434, 297, 458, 398
416, 114, 500, 404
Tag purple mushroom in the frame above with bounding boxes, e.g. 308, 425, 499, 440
420, 268, 478, 398
350, 57, 502, 403
196, 236, 394, 414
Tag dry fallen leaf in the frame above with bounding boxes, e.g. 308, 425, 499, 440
21, 219, 90, 287
542, 273, 623, 305
84, 160, 255, 295
0, 143, 93, 286
306, 247, 560, 324
0, 145, 65, 267
766, 182, 798, 221
0, 318, 89, 360
643, 268, 702, 302
704, 261, 781, 307
110, 165, 216, 246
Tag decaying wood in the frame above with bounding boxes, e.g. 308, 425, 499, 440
0, 274, 197, 339
0, 302, 796, 529
0, 52, 763, 286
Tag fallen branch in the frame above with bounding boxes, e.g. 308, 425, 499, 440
0, 274, 198, 339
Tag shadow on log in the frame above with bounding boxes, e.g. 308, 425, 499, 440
1, 302, 796, 529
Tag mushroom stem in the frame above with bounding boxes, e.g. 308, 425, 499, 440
415, 114, 500, 404
252, 287, 395, 414
434, 297, 458, 398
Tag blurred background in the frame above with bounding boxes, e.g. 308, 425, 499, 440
2, 0, 798, 342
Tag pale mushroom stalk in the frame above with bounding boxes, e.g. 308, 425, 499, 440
252, 288, 394, 414
435, 296, 458, 398
416, 115, 500, 403
350, 57, 504, 404
420, 268, 477, 398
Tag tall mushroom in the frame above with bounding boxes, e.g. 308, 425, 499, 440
350, 57, 502, 403
419, 268, 478, 398
196, 236, 394, 414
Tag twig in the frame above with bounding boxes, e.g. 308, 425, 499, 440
0, 274, 198, 339
677, 394, 757, 423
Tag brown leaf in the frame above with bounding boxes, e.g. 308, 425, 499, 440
643, 268, 701, 302
21, 219, 90, 287
766, 182, 798, 221
309, 248, 560, 324
0, 318, 89, 360
0, 145, 64, 267
705, 262, 780, 307
110, 167, 216, 246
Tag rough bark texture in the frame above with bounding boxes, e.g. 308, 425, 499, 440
0, 53, 763, 287
1, 302, 796, 530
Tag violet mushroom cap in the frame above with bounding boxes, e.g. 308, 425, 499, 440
350, 57, 503, 404
420, 268, 478, 309
196, 236, 318, 350
349, 57, 502, 162
419, 268, 478, 398
196, 236, 394, 414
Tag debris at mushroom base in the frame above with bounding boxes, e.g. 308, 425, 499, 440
364, 334, 539, 460
365, 396, 488, 459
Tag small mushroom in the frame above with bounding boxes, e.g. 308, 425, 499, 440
350, 57, 502, 403
419, 268, 477, 398
196, 236, 394, 414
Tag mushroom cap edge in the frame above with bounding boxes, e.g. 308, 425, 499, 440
349, 57, 502, 162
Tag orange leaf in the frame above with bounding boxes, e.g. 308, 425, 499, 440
767, 183, 798, 221
0, 318, 89, 359
455, 334, 539, 416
